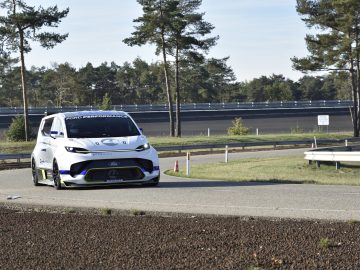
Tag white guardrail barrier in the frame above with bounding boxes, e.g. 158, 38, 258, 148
304, 145, 360, 170
1, 138, 360, 163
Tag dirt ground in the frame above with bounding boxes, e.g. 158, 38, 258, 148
0, 206, 359, 270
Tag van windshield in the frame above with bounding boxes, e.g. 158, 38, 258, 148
65, 116, 140, 138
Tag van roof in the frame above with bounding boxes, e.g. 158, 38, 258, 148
44, 111, 129, 120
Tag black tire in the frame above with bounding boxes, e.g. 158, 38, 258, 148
31, 159, 40, 186
52, 160, 62, 190
143, 176, 160, 187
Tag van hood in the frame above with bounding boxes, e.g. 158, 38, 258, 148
67, 135, 148, 151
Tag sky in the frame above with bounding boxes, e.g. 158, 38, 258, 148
21, 0, 311, 82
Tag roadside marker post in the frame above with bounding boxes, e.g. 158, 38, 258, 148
207, 128, 210, 137
225, 145, 229, 163
256, 128, 259, 136
174, 160, 179, 173
314, 136, 317, 149
186, 152, 191, 176
345, 140, 348, 147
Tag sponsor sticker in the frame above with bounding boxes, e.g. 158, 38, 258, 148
65, 115, 128, 120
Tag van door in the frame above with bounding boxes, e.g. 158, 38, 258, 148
49, 117, 65, 163
38, 117, 54, 170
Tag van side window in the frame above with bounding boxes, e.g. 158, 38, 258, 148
51, 118, 65, 137
41, 118, 54, 137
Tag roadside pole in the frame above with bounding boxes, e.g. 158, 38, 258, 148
186, 152, 191, 176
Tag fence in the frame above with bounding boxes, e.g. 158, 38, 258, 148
0, 100, 353, 115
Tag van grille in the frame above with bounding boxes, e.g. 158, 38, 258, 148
84, 167, 144, 182
70, 158, 153, 177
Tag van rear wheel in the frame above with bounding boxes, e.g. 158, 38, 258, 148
31, 159, 40, 186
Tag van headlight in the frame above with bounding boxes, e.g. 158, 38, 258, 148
136, 143, 150, 151
65, 146, 89, 154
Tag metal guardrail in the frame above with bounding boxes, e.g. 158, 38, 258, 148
304, 145, 360, 170
0, 153, 31, 161
305, 146, 360, 162
156, 138, 360, 152
0, 100, 353, 114
1, 137, 359, 162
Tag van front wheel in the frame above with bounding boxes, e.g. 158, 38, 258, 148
52, 160, 62, 190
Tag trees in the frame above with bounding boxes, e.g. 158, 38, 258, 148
167, 0, 218, 136
125, 0, 218, 137
124, 0, 178, 136
52, 63, 83, 106
0, 0, 69, 140
292, 0, 360, 136
179, 57, 236, 103
297, 76, 325, 100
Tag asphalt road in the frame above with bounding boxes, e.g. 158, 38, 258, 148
1, 148, 360, 221
0, 108, 353, 137
139, 114, 353, 136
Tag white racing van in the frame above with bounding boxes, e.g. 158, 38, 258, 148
31, 111, 160, 189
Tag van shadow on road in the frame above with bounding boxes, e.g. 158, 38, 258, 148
156, 179, 313, 189
61, 179, 314, 191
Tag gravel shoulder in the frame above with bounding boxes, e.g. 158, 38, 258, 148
1, 206, 359, 270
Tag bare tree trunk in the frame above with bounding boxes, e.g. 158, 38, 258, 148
175, 44, 181, 137
19, 31, 29, 141
13, 0, 29, 141
159, 2, 174, 137
350, 60, 359, 137
355, 28, 360, 137
161, 33, 175, 137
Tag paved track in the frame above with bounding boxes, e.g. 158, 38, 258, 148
0, 110, 353, 136
140, 115, 353, 136
1, 148, 360, 221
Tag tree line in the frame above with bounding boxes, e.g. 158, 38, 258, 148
1, 0, 360, 138
0, 58, 352, 108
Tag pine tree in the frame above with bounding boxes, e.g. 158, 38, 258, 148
168, 0, 218, 137
292, 0, 360, 136
0, 0, 69, 140
124, 0, 178, 136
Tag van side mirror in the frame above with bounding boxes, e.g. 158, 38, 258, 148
50, 131, 64, 139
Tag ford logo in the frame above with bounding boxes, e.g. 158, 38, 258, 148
108, 161, 119, 167
101, 139, 119, 146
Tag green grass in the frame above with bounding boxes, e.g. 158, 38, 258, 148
147, 132, 352, 147
319, 238, 330, 249
0, 132, 353, 154
100, 208, 112, 215
130, 209, 146, 216
166, 155, 360, 186
0, 140, 36, 153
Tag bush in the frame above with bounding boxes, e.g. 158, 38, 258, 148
227, 117, 250, 135
6, 115, 32, 142
100, 93, 112, 110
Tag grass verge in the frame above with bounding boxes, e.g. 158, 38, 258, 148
148, 132, 352, 147
0, 132, 353, 154
166, 155, 360, 186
